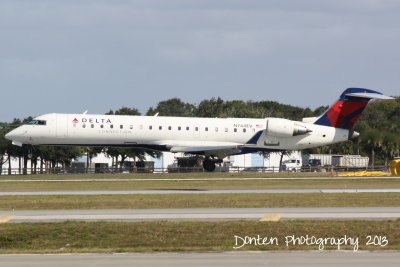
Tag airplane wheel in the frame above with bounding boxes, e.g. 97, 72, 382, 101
203, 159, 216, 172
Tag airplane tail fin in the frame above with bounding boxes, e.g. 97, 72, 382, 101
314, 88, 393, 130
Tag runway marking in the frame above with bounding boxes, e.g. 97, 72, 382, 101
260, 213, 282, 221
0, 215, 14, 223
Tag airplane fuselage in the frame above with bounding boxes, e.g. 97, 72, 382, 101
6, 113, 351, 156
5, 88, 393, 171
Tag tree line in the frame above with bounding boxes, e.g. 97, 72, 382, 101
0, 96, 399, 174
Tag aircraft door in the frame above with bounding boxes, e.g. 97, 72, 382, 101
56, 114, 68, 138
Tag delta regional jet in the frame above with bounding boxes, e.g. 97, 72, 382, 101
5, 88, 393, 171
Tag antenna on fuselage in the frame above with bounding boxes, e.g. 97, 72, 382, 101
83, 110, 88, 114
154, 112, 159, 117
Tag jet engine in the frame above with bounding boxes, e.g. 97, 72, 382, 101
266, 118, 312, 137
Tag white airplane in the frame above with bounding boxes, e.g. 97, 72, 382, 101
5, 88, 393, 171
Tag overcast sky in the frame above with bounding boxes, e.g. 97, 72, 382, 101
1, 0, 399, 121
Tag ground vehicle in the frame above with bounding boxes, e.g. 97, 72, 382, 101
94, 163, 109, 173
302, 154, 332, 166
281, 159, 302, 172
135, 161, 155, 173
302, 154, 369, 168
307, 159, 321, 166
122, 161, 154, 173
331, 155, 368, 167
167, 157, 203, 172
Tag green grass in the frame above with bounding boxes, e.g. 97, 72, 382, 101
0, 193, 399, 210
0, 178, 400, 191
0, 220, 398, 253
0, 172, 333, 180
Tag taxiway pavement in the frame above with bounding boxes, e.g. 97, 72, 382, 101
1, 207, 399, 222
0, 251, 399, 267
1, 188, 400, 196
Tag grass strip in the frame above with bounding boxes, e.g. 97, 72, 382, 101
0, 172, 333, 180
0, 193, 399, 210
1, 179, 400, 191
0, 220, 399, 253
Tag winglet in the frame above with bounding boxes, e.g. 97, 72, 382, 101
246, 130, 263, 145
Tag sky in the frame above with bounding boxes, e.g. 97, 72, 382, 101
1, 0, 399, 121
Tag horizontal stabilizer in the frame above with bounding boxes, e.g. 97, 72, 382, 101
345, 92, 394, 100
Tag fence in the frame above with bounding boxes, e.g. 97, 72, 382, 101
0, 165, 390, 176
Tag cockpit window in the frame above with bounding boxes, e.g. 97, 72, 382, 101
25, 120, 46, 126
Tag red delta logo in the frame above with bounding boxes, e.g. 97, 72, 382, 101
72, 118, 79, 123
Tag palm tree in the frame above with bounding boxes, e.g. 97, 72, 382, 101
381, 133, 398, 167
362, 129, 383, 167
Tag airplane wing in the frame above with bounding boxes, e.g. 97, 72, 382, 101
169, 145, 240, 158
161, 130, 265, 158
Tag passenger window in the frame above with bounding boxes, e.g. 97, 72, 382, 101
234, 128, 237, 132
120, 125, 123, 129
243, 128, 246, 133
178, 126, 181, 131
205, 127, 208, 131
168, 126, 172, 130
186, 126, 190, 131
91, 124, 94, 128
110, 125, 114, 129
215, 127, 218, 132
100, 125, 104, 129
149, 125, 152, 130
83, 124, 86, 128
195, 127, 199, 131
159, 126, 162, 130
130, 125, 133, 130
225, 128, 228, 132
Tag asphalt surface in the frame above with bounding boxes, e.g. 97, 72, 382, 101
0, 251, 399, 267
1, 207, 399, 222
1, 188, 400, 196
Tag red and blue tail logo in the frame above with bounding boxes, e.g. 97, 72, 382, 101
314, 88, 390, 129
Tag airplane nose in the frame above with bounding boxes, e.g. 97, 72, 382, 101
5, 128, 25, 141
4, 131, 13, 140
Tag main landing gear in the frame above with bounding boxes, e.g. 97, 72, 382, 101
202, 158, 223, 172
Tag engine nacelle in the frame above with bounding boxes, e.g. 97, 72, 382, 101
266, 118, 311, 137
